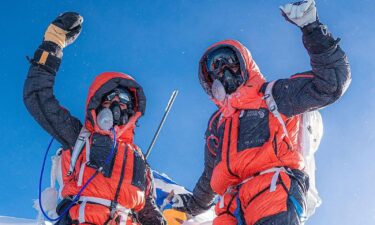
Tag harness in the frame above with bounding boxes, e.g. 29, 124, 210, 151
59, 127, 136, 224
217, 80, 308, 224
77, 196, 130, 225
219, 167, 291, 209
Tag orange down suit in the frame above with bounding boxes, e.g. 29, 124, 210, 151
25, 51, 165, 225
189, 23, 351, 225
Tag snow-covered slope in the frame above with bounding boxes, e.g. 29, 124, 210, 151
0, 216, 51, 225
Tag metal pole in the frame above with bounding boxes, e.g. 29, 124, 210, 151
145, 90, 179, 159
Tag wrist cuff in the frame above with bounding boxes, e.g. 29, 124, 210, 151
30, 48, 62, 74
302, 22, 337, 54
40, 41, 63, 57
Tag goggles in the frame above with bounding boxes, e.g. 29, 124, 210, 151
105, 88, 132, 106
206, 47, 239, 80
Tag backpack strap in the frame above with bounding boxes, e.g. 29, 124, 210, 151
67, 127, 91, 176
263, 81, 289, 138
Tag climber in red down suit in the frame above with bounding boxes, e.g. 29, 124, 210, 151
23, 12, 165, 225
171, 1, 351, 225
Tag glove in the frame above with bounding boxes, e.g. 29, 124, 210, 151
280, 0, 317, 28
170, 193, 194, 215
44, 12, 83, 48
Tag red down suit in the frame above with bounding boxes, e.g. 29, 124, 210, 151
24, 42, 165, 225
185, 23, 351, 225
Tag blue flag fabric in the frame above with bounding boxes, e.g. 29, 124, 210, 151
152, 170, 191, 209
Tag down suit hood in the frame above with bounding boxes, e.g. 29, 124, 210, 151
84, 72, 146, 141
199, 40, 266, 116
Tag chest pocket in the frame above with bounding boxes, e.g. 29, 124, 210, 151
237, 108, 270, 152
87, 133, 117, 178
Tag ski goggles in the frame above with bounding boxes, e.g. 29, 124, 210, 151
205, 47, 240, 80
105, 88, 132, 105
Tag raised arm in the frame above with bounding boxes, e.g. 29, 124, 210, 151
268, 0, 351, 117
23, 12, 84, 149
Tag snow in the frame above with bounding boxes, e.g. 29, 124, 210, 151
0, 216, 52, 225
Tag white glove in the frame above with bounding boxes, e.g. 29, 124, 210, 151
280, 0, 317, 28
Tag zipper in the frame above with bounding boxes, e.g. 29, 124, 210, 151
226, 120, 240, 179
113, 145, 128, 203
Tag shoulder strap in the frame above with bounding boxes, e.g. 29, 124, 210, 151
67, 127, 91, 176
264, 81, 289, 138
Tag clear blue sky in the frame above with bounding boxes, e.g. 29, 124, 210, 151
0, 0, 374, 224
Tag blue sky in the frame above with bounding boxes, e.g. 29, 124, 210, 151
0, 0, 374, 224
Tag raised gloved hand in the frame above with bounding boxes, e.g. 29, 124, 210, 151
280, 0, 317, 28
44, 12, 83, 48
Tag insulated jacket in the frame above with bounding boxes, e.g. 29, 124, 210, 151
187, 23, 351, 216
24, 42, 165, 225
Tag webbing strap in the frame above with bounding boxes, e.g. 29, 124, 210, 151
119, 213, 128, 225
77, 136, 91, 187
270, 168, 283, 192
264, 81, 290, 138
219, 167, 288, 209
68, 127, 91, 175
78, 200, 87, 223
78, 196, 130, 221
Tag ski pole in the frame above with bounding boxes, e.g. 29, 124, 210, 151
145, 90, 179, 159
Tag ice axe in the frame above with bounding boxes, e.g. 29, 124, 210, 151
145, 90, 179, 159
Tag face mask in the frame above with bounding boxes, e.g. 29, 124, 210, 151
97, 108, 114, 130
212, 79, 226, 101
220, 69, 240, 94
97, 101, 131, 130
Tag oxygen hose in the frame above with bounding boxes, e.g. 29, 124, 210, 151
38, 128, 117, 222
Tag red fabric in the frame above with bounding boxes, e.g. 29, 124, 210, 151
214, 191, 237, 218
210, 100, 303, 195
84, 72, 141, 142
213, 214, 237, 225
239, 172, 291, 225
213, 172, 292, 225
85, 72, 135, 114
60, 72, 148, 222
290, 74, 314, 79
199, 40, 303, 196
